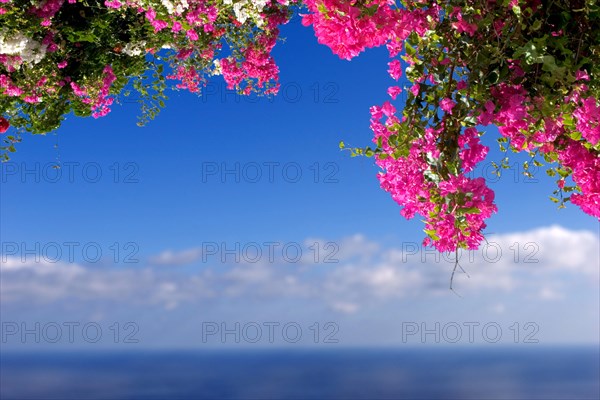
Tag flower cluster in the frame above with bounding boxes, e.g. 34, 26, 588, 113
0, 31, 48, 66
0, 0, 294, 146
330, 0, 599, 251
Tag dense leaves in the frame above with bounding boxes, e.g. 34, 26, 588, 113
0, 0, 293, 151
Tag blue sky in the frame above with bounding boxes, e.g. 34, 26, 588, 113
1, 18, 599, 349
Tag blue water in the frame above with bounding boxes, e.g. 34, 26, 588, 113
1, 347, 598, 399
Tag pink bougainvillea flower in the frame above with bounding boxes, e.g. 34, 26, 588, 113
575, 70, 590, 81
387, 59, 402, 80
105, 0, 121, 8
0, 116, 9, 133
387, 86, 402, 100
409, 83, 420, 97
440, 98, 456, 114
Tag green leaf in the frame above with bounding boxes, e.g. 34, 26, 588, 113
459, 207, 482, 215
487, 70, 499, 84
424, 229, 440, 241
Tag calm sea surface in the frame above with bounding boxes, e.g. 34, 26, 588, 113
1, 347, 598, 399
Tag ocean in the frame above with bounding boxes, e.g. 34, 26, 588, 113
1, 347, 598, 399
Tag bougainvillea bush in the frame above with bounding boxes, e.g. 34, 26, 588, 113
0, 0, 293, 134
1, 0, 599, 253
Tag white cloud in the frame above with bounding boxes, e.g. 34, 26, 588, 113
1, 225, 598, 314
539, 286, 565, 301
0, 258, 213, 309
148, 248, 202, 266
304, 234, 380, 263
488, 225, 599, 275
330, 301, 359, 314
491, 303, 506, 314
